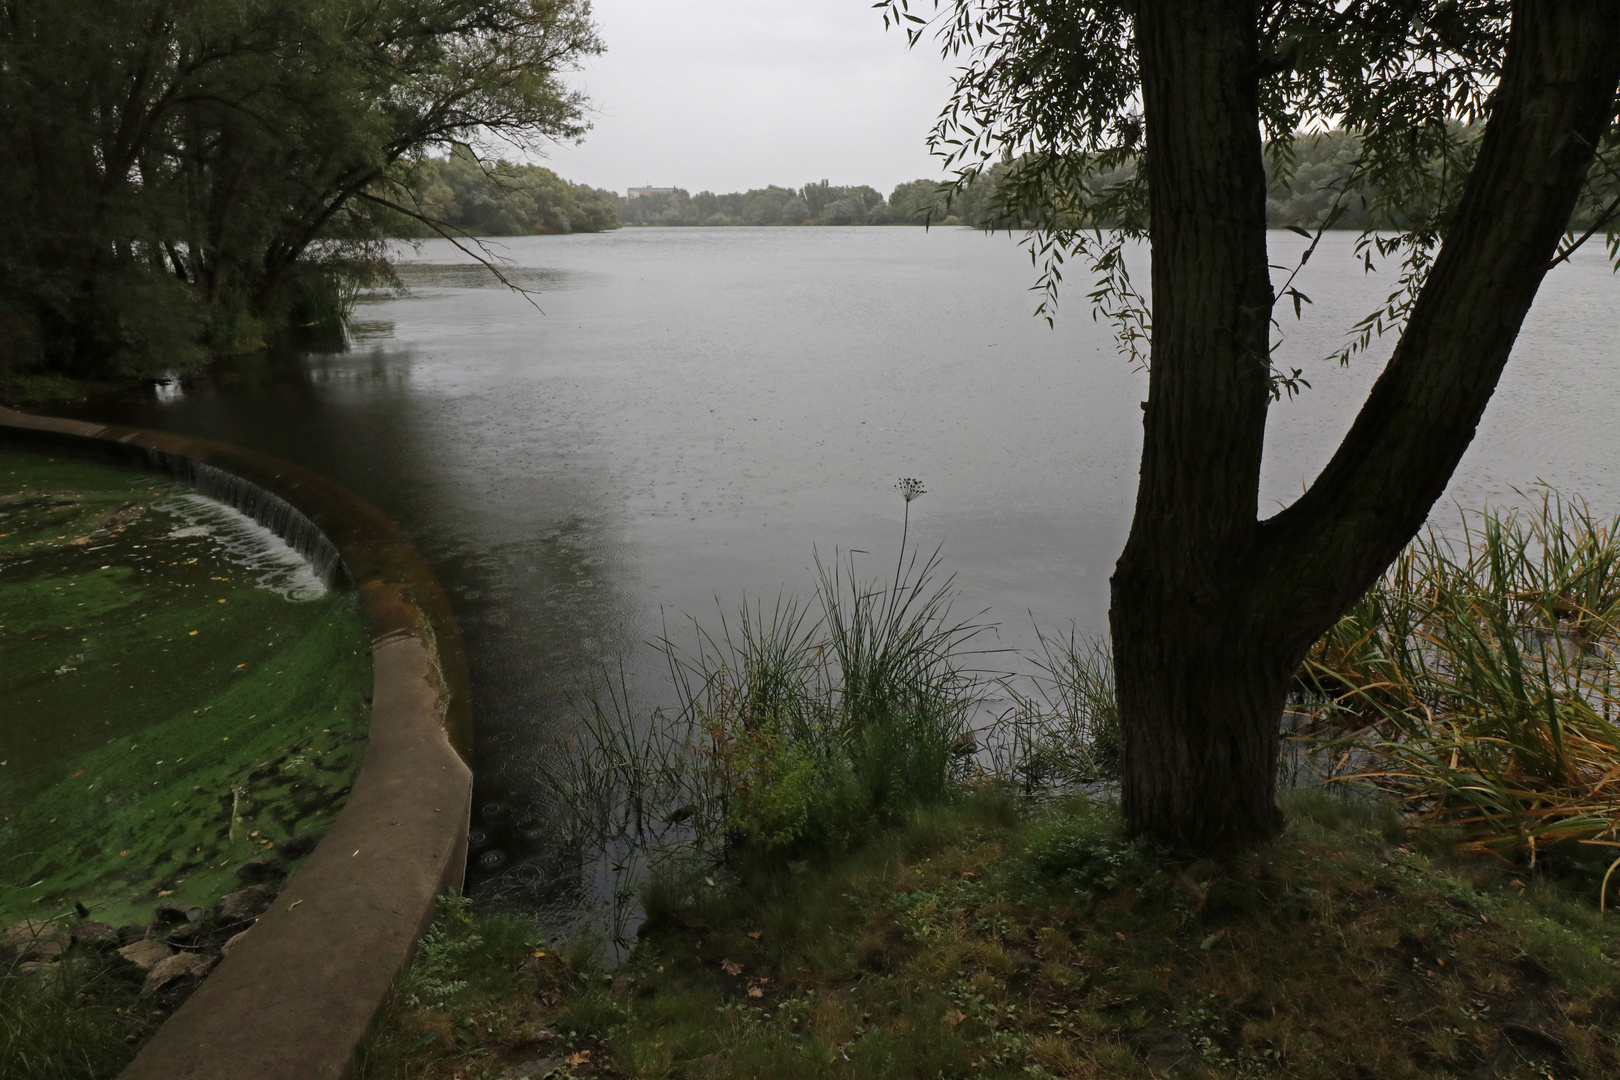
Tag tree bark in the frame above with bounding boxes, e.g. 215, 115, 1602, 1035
1113, 0, 1620, 855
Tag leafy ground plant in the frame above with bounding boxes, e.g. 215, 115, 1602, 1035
362, 790, 1620, 1079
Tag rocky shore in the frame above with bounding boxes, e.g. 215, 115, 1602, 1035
1, 844, 315, 1016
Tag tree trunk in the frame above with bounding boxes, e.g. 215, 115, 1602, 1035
1113, 0, 1620, 855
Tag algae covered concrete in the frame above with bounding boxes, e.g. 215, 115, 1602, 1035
1, 406, 473, 1080
0, 448, 371, 928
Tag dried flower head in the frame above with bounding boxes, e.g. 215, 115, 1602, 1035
895, 477, 927, 503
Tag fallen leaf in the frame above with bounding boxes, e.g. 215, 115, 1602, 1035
565, 1050, 591, 1066
746, 930, 763, 940
157, 890, 174, 898
943, 1009, 966, 1027
721, 959, 742, 976
747, 986, 764, 998
961, 871, 976, 880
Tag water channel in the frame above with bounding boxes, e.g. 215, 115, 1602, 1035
64, 227, 1620, 904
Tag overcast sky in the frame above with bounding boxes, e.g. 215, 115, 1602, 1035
535, 1, 956, 197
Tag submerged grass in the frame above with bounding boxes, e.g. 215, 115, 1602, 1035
362, 790, 1620, 1079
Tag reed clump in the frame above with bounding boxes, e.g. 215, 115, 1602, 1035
1301, 489, 1620, 878
987, 624, 1121, 796
533, 544, 994, 887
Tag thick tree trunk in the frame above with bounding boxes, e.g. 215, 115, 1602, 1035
1113, 0, 1620, 855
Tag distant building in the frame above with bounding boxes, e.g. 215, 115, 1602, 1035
626, 185, 676, 199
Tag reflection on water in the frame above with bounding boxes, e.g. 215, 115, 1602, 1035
64, 227, 1620, 904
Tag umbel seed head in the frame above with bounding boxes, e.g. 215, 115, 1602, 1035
895, 478, 927, 503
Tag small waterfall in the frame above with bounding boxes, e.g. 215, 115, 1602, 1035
138, 449, 349, 590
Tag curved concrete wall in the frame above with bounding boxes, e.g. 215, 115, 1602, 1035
0, 406, 473, 1080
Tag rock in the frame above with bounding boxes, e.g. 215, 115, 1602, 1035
235, 856, 288, 884
116, 939, 174, 974
221, 929, 252, 957
18, 961, 60, 979
280, 833, 322, 860
115, 923, 147, 945
165, 922, 207, 946
74, 921, 121, 951
215, 884, 275, 925
502, 1057, 563, 1079
1127, 1028, 1199, 1077
1, 920, 68, 962
141, 951, 216, 997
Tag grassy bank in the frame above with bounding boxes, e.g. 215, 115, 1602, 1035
360, 488, 1620, 1078
362, 789, 1619, 1079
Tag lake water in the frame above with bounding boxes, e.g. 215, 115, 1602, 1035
68, 226, 1620, 898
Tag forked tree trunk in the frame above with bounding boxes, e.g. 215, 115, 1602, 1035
1113, 0, 1620, 855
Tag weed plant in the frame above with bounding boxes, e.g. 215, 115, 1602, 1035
987, 624, 1121, 796
1300, 489, 1620, 878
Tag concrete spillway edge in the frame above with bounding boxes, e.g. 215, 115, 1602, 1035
0, 406, 473, 1080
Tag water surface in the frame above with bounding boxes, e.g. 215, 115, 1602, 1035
66, 227, 1620, 897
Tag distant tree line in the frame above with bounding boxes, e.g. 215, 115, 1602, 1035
610, 137, 1374, 230
614, 179, 988, 228
0, 0, 602, 380
611, 130, 1614, 235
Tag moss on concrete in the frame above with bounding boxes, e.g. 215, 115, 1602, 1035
0, 448, 370, 927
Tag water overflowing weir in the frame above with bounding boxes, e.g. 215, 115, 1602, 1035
135, 449, 348, 590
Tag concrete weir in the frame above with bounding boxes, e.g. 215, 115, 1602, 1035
0, 406, 473, 1080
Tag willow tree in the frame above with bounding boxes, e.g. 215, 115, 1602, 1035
0, 0, 602, 376
881, 1, 1620, 853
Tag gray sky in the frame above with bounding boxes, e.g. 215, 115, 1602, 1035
536, 1, 956, 198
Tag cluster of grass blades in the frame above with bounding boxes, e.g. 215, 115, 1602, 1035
530, 537, 997, 927
2, 950, 151, 1080
1299, 488, 1620, 897
986, 623, 1121, 796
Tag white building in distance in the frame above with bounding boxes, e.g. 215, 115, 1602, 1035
626, 186, 676, 199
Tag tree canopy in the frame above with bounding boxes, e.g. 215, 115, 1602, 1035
0, 0, 602, 377
882, 0, 1620, 853
396, 151, 620, 237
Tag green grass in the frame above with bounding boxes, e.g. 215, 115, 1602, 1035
0, 373, 128, 409
1, 948, 156, 1080
362, 791, 1620, 1080
529, 542, 995, 931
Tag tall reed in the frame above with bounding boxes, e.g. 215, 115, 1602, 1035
530, 541, 994, 880
1301, 489, 1620, 870
988, 623, 1121, 795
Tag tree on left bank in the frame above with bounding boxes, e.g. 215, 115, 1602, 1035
0, 0, 603, 379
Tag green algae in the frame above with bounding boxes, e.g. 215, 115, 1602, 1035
0, 448, 371, 927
